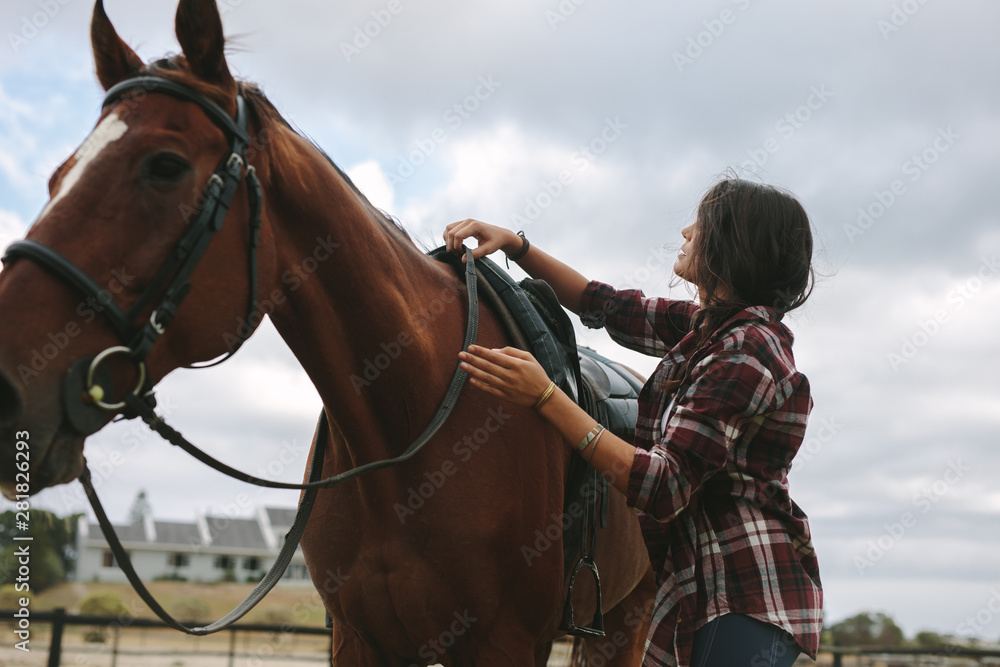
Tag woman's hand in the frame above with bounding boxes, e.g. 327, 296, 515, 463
458, 345, 553, 408
444, 219, 521, 261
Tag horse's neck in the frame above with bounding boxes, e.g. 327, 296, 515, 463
261, 130, 466, 460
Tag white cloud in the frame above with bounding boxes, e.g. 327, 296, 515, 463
0, 209, 27, 255
347, 159, 396, 215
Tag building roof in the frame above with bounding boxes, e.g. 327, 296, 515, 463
95, 522, 146, 543
153, 521, 203, 547
206, 518, 267, 550
265, 507, 298, 527
82, 506, 294, 553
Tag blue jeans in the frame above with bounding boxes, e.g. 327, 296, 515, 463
690, 614, 802, 667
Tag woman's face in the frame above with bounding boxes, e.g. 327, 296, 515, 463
674, 221, 698, 285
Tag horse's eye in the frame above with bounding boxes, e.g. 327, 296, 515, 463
145, 153, 191, 184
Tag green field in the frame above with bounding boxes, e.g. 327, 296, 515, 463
19, 580, 328, 628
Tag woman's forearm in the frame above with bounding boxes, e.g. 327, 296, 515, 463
513, 243, 590, 314
536, 387, 636, 497
443, 219, 592, 313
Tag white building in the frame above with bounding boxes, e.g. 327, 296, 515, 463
76, 506, 312, 586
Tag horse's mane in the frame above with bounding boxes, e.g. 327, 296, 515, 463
145, 56, 413, 243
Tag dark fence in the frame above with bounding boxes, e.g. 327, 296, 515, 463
825, 646, 1000, 666
8, 611, 1000, 666
3, 608, 331, 666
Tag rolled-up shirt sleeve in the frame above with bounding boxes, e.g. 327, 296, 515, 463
627, 345, 779, 522
579, 280, 696, 357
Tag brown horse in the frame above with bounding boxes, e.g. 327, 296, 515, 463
0, 1, 656, 664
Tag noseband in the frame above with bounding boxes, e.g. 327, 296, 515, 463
1, 76, 263, 434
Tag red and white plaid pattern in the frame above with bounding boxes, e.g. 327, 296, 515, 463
580, 281, 823, 667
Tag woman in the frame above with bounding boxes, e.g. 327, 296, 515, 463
443, 178, 823, 667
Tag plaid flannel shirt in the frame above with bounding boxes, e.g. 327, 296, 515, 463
580, 280, 822, 667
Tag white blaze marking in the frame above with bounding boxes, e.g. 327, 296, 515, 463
39, 112, 129, 220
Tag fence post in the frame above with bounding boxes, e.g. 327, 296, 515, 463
111, 626, 120, 667
831, 649, 842, 667
228, 629, 237, 667
47, 608, 65, 667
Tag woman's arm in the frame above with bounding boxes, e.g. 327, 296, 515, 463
458, 344, 636, 497
443, 219, 590, 314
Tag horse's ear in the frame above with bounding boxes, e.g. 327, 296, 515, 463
175, 0, 236, 95
91, 0, 144, 90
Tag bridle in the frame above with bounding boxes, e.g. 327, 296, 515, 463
1, 76, 480, 634
3, 76, 264, 434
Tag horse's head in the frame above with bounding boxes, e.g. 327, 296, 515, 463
0, 0, 276, 496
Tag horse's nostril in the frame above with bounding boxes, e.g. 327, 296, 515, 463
0, 368, 23, 430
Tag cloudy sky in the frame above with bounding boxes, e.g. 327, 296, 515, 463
1, 0, 998, 640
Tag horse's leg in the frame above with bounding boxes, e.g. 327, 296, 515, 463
433, 621, 538, 667
574, 564, 657, 667
329, 617, 415, 667
535, 640, 554, 666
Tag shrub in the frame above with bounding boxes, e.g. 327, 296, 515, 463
170, 597, 210, 623
0, 585, 22, 609
78, 592, 131, 643
79, 592, 131, 618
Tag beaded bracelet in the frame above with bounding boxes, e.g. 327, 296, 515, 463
504, 231, 530, 268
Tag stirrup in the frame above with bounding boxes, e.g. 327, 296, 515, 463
558, 556, 605, 638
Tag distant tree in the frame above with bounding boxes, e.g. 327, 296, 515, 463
915, 631, 945, 648
829, 611, 905, 648
128, 490, 152, 525
0, 510, 80, 592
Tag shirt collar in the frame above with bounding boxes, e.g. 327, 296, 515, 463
673, 304, 785, 362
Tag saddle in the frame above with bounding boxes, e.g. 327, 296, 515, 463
430, 248, 642, 638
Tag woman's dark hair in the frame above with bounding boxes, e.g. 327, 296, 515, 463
663, 178, 814, 392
